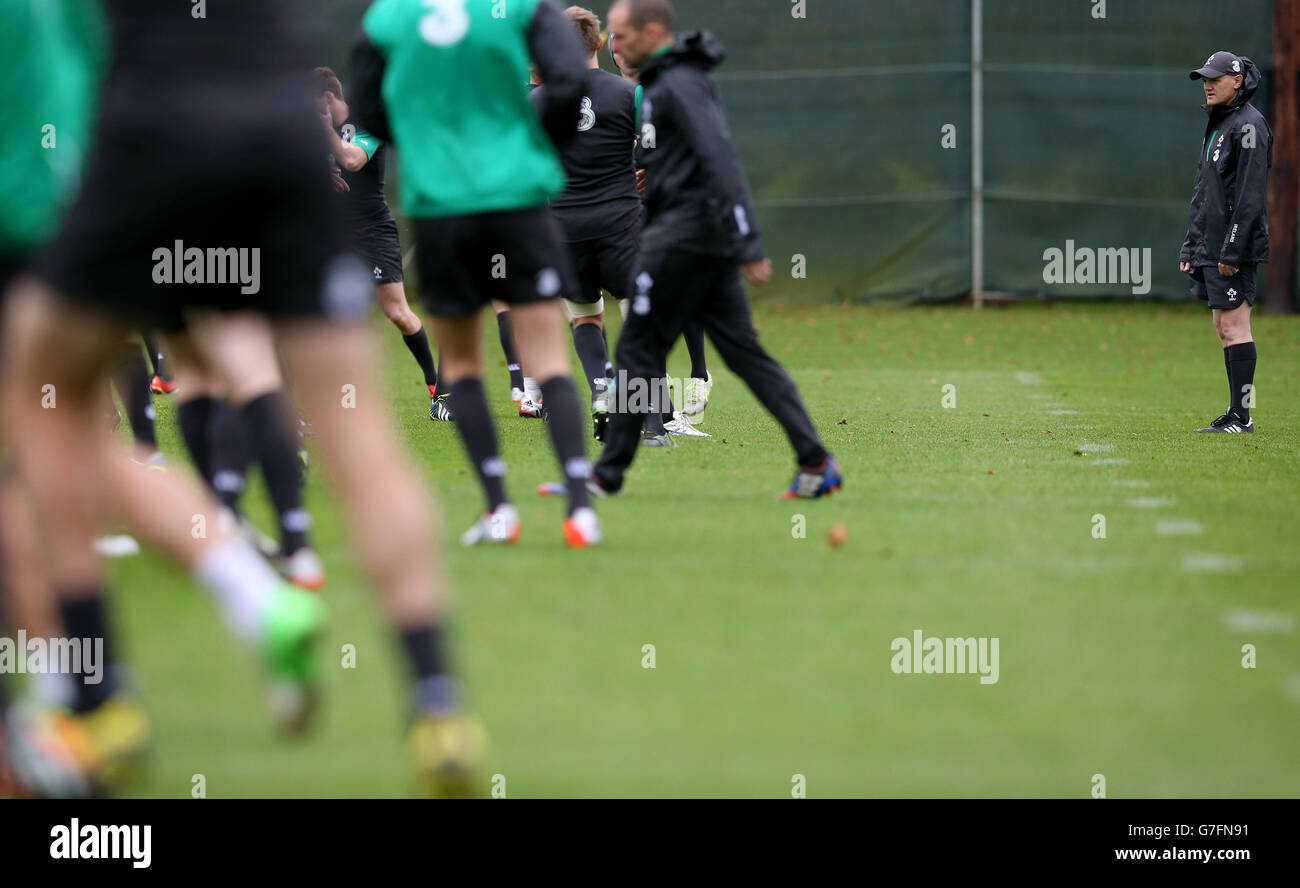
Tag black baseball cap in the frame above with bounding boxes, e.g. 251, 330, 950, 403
1190, 51, 1244, 80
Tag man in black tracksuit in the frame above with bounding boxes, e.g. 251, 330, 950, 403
1180, 51, 1272, 434
589, 0, 840, 498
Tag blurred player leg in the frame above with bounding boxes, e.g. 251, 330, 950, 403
278, 316, 482, 795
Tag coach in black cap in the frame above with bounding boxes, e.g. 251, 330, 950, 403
1180, 50, 1273, 434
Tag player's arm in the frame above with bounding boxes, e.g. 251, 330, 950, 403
348, 32, 392, 145
323, 124, 371, 173
669, 73, 766, 269
527, 0, 587, 147
1218, 123, 1270, 272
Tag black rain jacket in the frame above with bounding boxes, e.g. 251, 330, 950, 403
636, 32, 765, 264
1180, 58, 1273, 268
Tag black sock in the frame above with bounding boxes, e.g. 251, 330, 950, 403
113, 342, 156, 451
601, 326, 613, 377
402, 326, 439, 391
239, 391, 311, 553
496, 311, 524, 392
176, 396, 217, 483
539, 376, 591, 514
1226, 341, 1256, 420
448, 378, 508, 511
400, 625, 459, 714
210, 400, 251, 514
572, 323, 610, 396
685, 321, 708, 379
142, 330, 170, 381
57, 593, 120, 713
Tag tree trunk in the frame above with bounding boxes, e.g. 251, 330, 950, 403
1265, 0, 1299, 313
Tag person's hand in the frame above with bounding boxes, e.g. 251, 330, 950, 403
635, 168, 647, 195
319, 106, 335, 133
741, 258, 772, 286
1179, 261, 1192, 274
330, 170, 349, 193
1218, 262, 1239, 277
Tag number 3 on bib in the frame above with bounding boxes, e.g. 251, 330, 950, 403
578, 97, 596, 132
420, 0, 470, 47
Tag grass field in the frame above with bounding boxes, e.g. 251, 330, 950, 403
104, 300, 1300, 798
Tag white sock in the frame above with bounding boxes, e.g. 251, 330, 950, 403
29, 662, 74, 708
192, 539, 282, 642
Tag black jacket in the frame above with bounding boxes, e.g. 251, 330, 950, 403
637, 32, 765, 264
1181, 58, 1272, 268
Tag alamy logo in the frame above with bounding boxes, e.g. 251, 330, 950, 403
152, 241, 261, 294
1042, 241, 1152, 295
0, 631, 104, 685
890, 629, 1000, 684
341, 123, 357, 142
50, 819, 151, 868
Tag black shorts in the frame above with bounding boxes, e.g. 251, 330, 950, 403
566, 222, 640, 304
413, 207, 577, 318
37, 85, 360, 330
349, 214, 404, 285
1190, 263, 1256, 310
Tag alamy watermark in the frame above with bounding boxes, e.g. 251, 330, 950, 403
0, 630, 104, 685
1042, 240, 1152, 295
890, 629, 1000, 684
152, 240, 260, 294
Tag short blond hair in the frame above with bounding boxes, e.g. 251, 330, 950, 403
565, 6, 604, 55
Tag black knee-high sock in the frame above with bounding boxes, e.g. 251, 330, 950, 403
402, 326, 439, 391
1226, 341, 1257, 420
210, 400, 251, 514
400, 625, 459, 714
113, 343, 156, 451
448, 378, 508, 511
176, 396, 217, 483
142, 330, 170, 382
496, 311, 524, 392
538, 377, 591, 514
239, 391, 311, 553
601, 327, 613, 377
685, 321, 708, 379
57, 592, 120, 713
572, 323, 610, 396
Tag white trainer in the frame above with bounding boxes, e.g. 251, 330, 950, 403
460, 503, 522, 546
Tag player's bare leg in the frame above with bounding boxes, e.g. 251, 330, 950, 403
278, 317, 481, 794
2, 281, 325, 755
510, 301, 600, 546
432, 311, 520, 546
377, 281, 446, 419
184, 310, 325, 587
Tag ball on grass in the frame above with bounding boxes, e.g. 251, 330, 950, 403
827, 522, 849, 548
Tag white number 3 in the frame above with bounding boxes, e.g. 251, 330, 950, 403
420, 0, 470, 47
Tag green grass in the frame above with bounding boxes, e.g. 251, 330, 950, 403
102, 301, 1300, 797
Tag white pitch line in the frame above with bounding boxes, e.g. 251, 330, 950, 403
1016, 372, 1044, 385
1075, 443, 1114, 453
1112, 480, 1152, 488
1182, 553, 1242, 572
1048, 409, 1079, 415
1156, 519, 1204, 536
1128, 496, 1175, 508
1093, 457, 1129, 466
1224, 609, 1296, 634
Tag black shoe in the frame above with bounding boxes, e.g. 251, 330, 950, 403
1196, 413, 1253, 433
430, 393, 454, 422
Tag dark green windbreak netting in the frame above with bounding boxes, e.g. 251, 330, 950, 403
312, 0, 1279, 303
